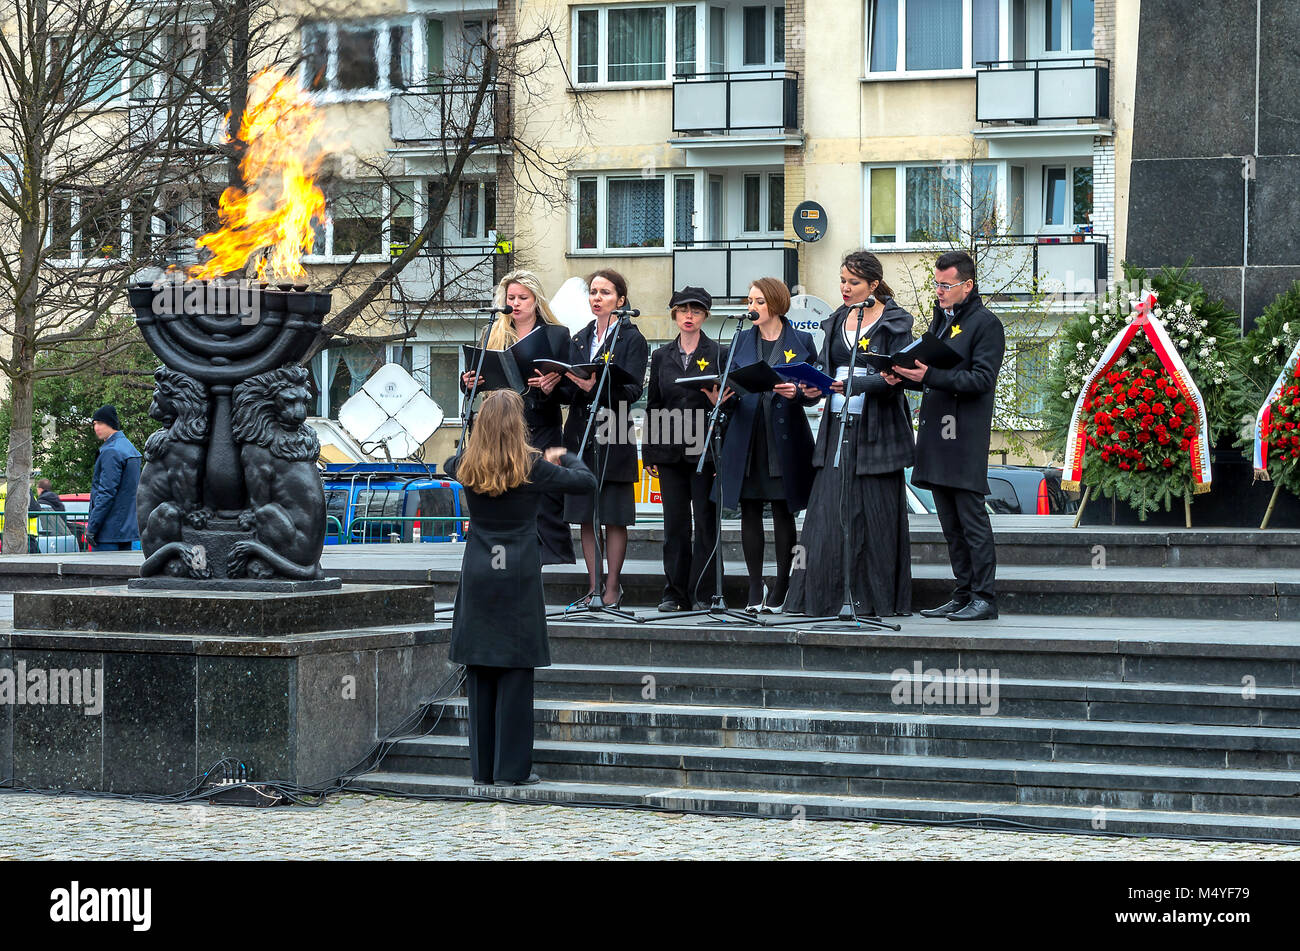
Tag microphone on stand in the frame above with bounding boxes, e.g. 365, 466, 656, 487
612, 307, 639, 323
478, 304, 514, 314
746, 310, 761, 321
847, 295, 876, 311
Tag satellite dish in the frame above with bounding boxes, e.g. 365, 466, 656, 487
337, 362, 443, 461
787, 293, 832, 354
549, 276, 595, 334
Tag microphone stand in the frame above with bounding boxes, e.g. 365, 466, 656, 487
462, 306, 509, 444
549, 307, 641, 622
639, 310, 754, 625
763, 298, 898, 631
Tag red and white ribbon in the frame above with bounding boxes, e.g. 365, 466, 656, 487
1062, 293, 1212, 493
1252, 338, 1300, 474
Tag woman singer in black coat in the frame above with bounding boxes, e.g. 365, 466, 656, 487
715, 276, 818, 614
642, 286, 725, 611
562, 268, 649, 609
445, 389, 596, 786
786, 250, 915, 617
460, 269, 577, 564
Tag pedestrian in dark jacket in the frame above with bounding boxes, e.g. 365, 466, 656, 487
34, 479, 65, 512
561, 269, 649, 609
643, 286, 726, 611
445, 389, 596, 786
714, 277, 818, 613
884, 250, 1005, 621
87, 405, 142, 551
787, 251, 915, 618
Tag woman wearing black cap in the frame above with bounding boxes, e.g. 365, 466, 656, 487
642, 287, 724, 611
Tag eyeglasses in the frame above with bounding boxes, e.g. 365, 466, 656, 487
932, 279, 971, 291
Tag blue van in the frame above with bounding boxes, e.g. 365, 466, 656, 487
321, 463, 469, 544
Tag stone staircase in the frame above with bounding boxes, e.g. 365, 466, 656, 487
363, 615, 1300, 842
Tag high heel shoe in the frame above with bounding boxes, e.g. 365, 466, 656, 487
573, 589, 597, 610
602, 585, 625, 609
761, 583, 788, 615
745, 581, 764, 615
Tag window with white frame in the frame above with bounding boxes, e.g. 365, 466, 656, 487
1042, 164, 1092, 230
1014, 339, 1051, 416
1045, 0, 1094, 53
48, 190, 126, 260
303, 19, 415, 94
741, 4, 785, 67
742, 172, 785, 233
864, 162, 1001, 246
866, 0, 1001, 75
573, 4, 705, 85
574, 173, 669, 252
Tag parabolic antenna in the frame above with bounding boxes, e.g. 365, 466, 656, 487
549, 276, 595, 334
337, 362, 443, 461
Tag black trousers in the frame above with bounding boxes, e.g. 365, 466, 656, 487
464, 665, 535, 784
931, 486, 996, 604
656, 459, 718, 605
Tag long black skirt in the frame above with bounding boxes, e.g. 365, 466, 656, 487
786, 416, 912, 617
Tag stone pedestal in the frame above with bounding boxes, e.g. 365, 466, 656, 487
0, 584, 455, 794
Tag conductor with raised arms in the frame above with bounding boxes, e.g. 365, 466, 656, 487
883, 250, 1005, 621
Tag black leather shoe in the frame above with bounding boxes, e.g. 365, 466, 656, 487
946, 599, 998, 621
920, 598, 969, 618
495, 773, 541, 786
658, 599, 682, 612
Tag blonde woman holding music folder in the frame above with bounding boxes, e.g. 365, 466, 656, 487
460, 269, 578, 564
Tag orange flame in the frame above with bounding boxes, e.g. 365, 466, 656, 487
190, 70, 329, 281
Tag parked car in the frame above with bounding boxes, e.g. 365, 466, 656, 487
321, 463, 469, 544
985, 465, 1078, 515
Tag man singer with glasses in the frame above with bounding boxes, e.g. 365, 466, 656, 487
883, 250, 1005, 621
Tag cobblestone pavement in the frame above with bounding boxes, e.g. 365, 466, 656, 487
0, 792, 1297, 860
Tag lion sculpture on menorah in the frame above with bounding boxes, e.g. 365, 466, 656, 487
227, 364, 327, 580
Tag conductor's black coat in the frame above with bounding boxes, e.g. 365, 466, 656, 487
715, 320, 818, 512
904, 291, 1006, 495
561, 320, 649, 484
444, 451, 596, 668
642, 334, 725, 466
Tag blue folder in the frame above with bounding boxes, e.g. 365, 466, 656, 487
772, 362, 837, 391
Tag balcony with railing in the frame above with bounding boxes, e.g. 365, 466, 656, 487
975, 233, 1109, 299
672, 239, 798, 302
127, 96, 228, 149
975, 58, 1109, 124
389, 82, 508, 145
672, 70, 798, 136
390, 245, 501, 305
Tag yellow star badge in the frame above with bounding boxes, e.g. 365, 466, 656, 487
783, 349, 796, 363
696, 357, 710, 371
601, 351, 613, 363
858, 336, 871, 351
949, 323, 962, 337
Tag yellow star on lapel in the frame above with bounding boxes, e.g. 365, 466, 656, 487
949, 323, 962, 337
783, 348, 796, 363
601, 351, 613, 363
858, 336, 871, 351
696, 357, 710, 371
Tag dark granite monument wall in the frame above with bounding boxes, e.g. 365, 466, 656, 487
1127, 0, 1300, 329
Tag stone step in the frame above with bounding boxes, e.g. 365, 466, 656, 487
419, 698, 1300, 771
355, 771, 1300, 843
533, 663, 1300, 728
606, 518, 1300, 569
383, 735, 1300, 818
539, 617, 1300, 688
